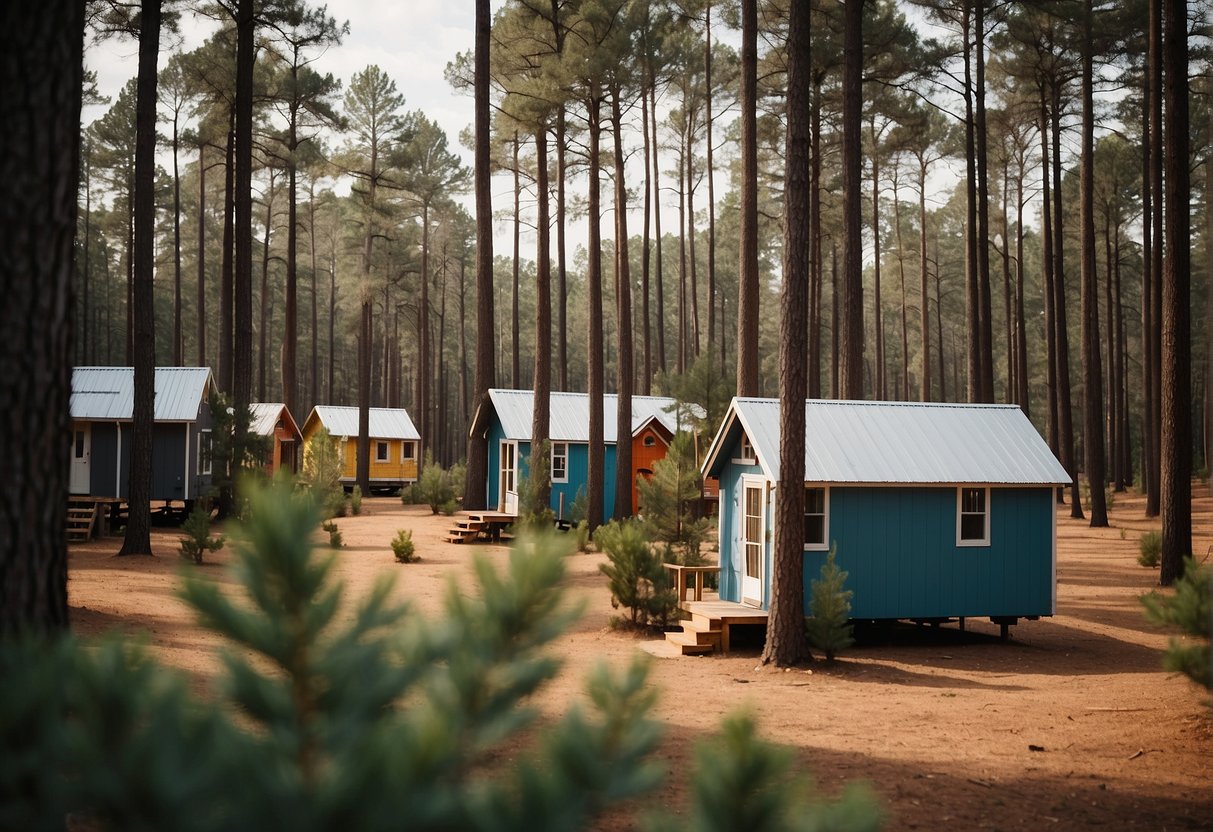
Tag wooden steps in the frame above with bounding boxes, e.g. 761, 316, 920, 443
66, 502, 99, 542
444, 512, 516, 544
663, 600, 770, 656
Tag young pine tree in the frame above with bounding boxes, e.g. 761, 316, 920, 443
1142, 559, 1211, 698
805, 547, 855, 662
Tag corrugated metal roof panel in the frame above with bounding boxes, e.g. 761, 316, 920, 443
487, 389, 685, 442
70, 367, 212, 422
730, 398, 1070, 485
249, 403, 301, 438
310, 405, 419, 440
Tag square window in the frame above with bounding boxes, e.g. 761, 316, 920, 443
958, 487, 990, 546
551, 442, 568, 483
401, 441, 416, 462
803, 486, 827, 549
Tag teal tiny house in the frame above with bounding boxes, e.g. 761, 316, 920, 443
469, 389, 687, 519
701, 398, 1071, 632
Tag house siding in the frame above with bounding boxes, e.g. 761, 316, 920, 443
802, 486, 1055, 619
486, 429, 619, 518
716, 457, 766, 607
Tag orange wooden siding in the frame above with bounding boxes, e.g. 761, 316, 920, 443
631, 425, 671, 514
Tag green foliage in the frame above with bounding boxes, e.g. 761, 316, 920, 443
321, 519, 342, 548
208, 394, 270, 518
571, 519, 591, 553
567, 486, 588, 525
1138, 531, 1162, 568
660, 714, 882, 832
1141, 560, 1211, 698
637, 432, 712, 565
300, 428, 345, 519
350, 485, 362, 516
0, 482, 881, 830
518, 440, 557, 532
391, 528, 417, 563
179, 502, 223, 565
412, 452, 461, 515
805, 547, 854, 662
596, 519, 678, 628
651, 353, 732, 440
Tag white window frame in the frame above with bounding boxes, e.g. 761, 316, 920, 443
401, 440, 416, 462
375, 440, 390, 463
198, 429, 213, 476
551, 441, 569, 483
802, 485, 829, 551
733, 432, 757, 464
956, 486, 991, 547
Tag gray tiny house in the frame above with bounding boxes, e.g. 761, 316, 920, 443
70, 367, 216, 504
701, 398, 1071, 634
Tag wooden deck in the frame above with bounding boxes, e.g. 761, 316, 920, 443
665, 596, 769, 656
444, 511, 516, 544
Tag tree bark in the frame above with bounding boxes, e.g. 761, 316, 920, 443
0, 0, 81, 634
1052, 77, 1081, 517
196, 145, 207, 367
764, 0, 812, 667
735, 0, 759, 396
1159, 0, 1191, 583
839, 0, 865, 400
119, 0, 160, 558
612, 93, 633, 520
1079, 2, 1107, 527
232, 0, 254, 487
532, 126, 552, 512
586, 92, 605, 531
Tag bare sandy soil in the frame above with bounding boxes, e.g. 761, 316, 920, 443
68, 488, 1212, 831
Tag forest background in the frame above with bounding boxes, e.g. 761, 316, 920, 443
76, 0, 1210, 527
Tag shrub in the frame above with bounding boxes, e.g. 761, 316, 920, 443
1139, 531, 1162, 568
413, 452, 459, 515
637, 432, 712, 564
0, 483, 880, 830
178, 502, 223, 565
322, 520, 342, 548
567, 486, 588, 525
300, 427, 345, 519
391, 529, 417, 563
350, 485, 363, 516
596, 519, 677, 628
805, 546, 854, 662
571, 519, 591, 553
1141, 559, 1211, 698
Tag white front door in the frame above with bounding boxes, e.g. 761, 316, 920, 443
70, 423, 91, 494
499, 441, 518, 514
741, 478, 765, 607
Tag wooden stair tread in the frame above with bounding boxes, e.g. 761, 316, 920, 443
664, 630, 715, 654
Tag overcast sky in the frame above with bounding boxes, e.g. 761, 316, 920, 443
84, 2, 483, 164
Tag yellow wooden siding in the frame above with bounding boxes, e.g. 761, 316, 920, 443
300, 421, 418, 484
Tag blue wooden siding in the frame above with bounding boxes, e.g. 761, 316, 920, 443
800, 486, 1054, 618
715, 457, 766, 607
484, 416, 619, 518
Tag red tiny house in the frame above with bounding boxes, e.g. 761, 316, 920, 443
250, 403, 303, 477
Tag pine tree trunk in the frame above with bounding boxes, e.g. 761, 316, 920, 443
974, 0, 994, 402
735, 0, 760, 396
220, 123, 235, 393
870, 117, 884, 400
172, 112, 182, 365
839, 0, 865, 400
232, 0, 255, 484
1052, 78, 1082, 518
963, 5, 980, 403
197, 144, 207, 367
705, 2, 717, 370
512, 134, 521, 389
764, 0, 812, 668
1159, 0, 1191, 583
612, 95, 633, 520
119, 0, 161, 558
1147, 0, 1164, 518
0, 0, 81, 634
1015, 164, 1030, 415
420, 201, 432, 463
586, 93, 605, 531
919, 157, 931, 401
641, 87, 652, 394
464, 0, 493, 509
1040, 87, 1059, 468
283, 99, 299, 416
532, 127, 552, 512
651, 82, 667, 377
1079, 3, 1108, 527
809, 73, 823, 398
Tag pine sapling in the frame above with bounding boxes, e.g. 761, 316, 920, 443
178, 502, 223, 564
1142, 559, 1211, 698
391, 529, 417, 563
805, 546, 854, 662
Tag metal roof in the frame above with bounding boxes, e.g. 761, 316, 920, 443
704, 397, 1071, 485
70, 367, 213, 422
484, 389, 689, 443
249, 403, 301, 439
307, 405, 419, 440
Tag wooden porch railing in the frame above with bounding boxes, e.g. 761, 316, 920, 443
664, 563, 720, 606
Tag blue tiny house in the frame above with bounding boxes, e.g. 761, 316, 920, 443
701, 398, 1071, 629
69, 367, 216, 503
469, 389, 685, 519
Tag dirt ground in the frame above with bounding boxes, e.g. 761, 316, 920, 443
68, 487, 1212, 831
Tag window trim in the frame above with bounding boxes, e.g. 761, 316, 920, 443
401, 440, 416, 463
551, 441, 569, 483
802, 485, 829, 552
733, 432, 757, 465
375, 440, 390, 463
956, 486, 991, 547
198, 429, 213, 476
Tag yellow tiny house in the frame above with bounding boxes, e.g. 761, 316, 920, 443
302, 405, 420, 491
